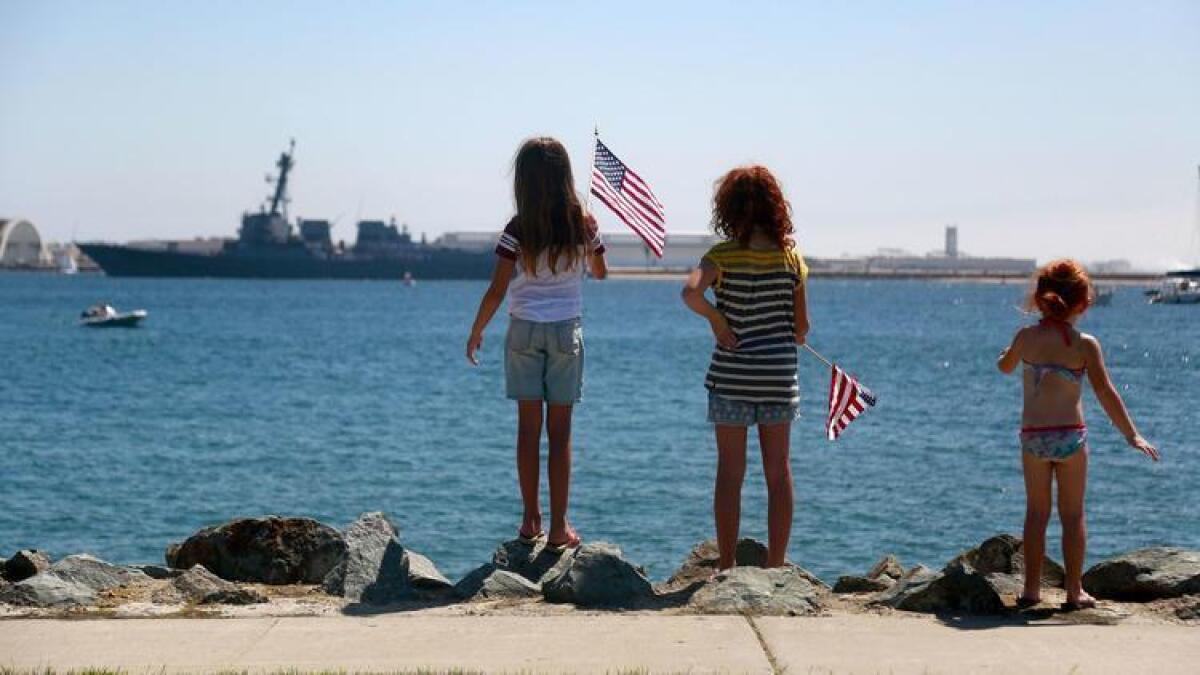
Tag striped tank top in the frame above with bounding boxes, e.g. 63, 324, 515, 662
702, 241, 808, 405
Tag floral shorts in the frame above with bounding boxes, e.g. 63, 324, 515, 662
1020, 425, 1088, 462
707, 392, 799, 427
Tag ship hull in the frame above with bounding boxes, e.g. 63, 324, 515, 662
78, 243, 495, 280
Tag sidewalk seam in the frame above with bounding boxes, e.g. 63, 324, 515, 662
744, 615, 783, 675
231, 616, 280, 661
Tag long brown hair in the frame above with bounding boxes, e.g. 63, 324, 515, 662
712, 165, 795, 250
513, 137, 587, 275
1026, 258, 1093, 320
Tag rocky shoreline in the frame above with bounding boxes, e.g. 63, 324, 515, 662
3, 512, 1198, 625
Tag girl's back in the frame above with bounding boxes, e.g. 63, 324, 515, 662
1019, 320, 1087, 428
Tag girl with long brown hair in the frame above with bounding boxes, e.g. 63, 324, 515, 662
467, 137, 608, 552
998, 259, 1158, 610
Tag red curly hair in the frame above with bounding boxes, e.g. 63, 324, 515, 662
712, 165, 794, 250
1027, 258, 1093, 320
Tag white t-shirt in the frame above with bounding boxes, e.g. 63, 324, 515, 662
495, 217, 605, 323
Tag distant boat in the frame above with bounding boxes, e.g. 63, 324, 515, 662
79, 303, 148, 328
1093, 286, 1114, 306
58, 252, 78, 275
403, 271, 415, 287
1149, 277, 1200, 305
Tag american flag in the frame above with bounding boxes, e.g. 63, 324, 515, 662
826, 364, 877, 441
590, 138, 666, 257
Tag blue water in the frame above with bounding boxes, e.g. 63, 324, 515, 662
1, 273, 1195, 583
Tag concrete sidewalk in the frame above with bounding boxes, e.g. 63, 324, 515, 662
1, 613, 1197, 674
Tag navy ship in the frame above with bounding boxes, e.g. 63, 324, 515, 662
79, 141, 494, 279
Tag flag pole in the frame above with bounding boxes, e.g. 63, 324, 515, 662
801, 343, 834, 368
584, 124, 598, 214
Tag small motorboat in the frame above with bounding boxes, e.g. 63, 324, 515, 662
79, 303, 148, 327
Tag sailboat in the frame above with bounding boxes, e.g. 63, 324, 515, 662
1151, 165, 1200, 304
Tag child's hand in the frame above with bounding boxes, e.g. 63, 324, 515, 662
709, 314, 738, 349
1127, 434, 1160, 462
466, 331, 483, 366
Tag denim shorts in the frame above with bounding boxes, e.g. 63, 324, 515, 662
707, 391, 798, 426
505, 317, 584, 404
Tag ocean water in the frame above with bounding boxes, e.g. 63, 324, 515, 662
1, 273, 1195, 583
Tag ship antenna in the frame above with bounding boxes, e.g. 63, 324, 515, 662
268, 139, 296, 218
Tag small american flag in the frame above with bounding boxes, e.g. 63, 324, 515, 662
826, 364, 877, 441
590, 138, 666, 257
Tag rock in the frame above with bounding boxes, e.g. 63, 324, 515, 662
455, 563, 542, 601
0, 554, 147, 608
665, 538, 772, 588
130, 564, 182, 580
690, 566, 829, 616
162, 565, 267, 605
167, 516, 346, 584
1082, 548, 1200, 601
542, 542, 653, 607
949, 534, 1065, 588
322, 512, 411, 604
870, 564, 941, 609
867, 555, 903, 581
3, 549, 51, 583
833, 575, 893, 593
1175, 596, 1200, 621
492, 538, 564, 584
406, 550, 452, 589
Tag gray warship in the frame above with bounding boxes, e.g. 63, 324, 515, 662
79, 141, 494, 279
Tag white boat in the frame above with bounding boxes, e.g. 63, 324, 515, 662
79, 304, 148, 327
1149, 277, 1200, 305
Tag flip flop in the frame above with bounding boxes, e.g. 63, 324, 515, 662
1060, 598, 1097, 612
546, 530, 581, 553
517, 529, 545, 546
1015, 596, 1040, 609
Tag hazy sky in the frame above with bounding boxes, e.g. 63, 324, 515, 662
2, 1, 1198, 268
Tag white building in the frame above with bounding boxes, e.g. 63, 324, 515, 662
0, 218, 48, 267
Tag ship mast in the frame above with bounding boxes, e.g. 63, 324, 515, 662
268, 139, 296, 219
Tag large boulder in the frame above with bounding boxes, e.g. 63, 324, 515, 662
323, 512, 411, 604
3, 550, 51, 583
690, 566, 829, 616
0, 554, 147, 608
322, 512, 451, 604
492, 537, 565, 584
949, 534, 1065, 588
870, 535, 1062, 615
1082, 548, 1200, 600
542, 542, 653, 607
167, 516, 346, 584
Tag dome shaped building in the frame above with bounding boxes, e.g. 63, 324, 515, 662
0, 219, 48, 267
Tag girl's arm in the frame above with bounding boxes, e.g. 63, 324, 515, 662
997, 329, 1025, 374
466, 257, 516, 365
793, 282, 810, 345
1082, 335, 1160, 461
585, 214, 608, 279
681, 261, 737, 349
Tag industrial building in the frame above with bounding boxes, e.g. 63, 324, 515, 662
0, 218, 49, 268
437, 231, 719, 270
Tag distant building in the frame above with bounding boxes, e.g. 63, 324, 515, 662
945, 225, 959, 258
0, 218, 48, 267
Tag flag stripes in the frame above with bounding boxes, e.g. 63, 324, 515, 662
826, 363, 876, 440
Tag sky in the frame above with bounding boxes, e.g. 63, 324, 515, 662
2, 1, 1198, 269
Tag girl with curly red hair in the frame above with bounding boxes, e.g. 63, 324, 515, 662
998, 259, 1158, 611
681, 165, 810, 571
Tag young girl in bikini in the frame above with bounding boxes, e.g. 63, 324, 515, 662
998, 259, 1158, 610
466, 137, 608, 552
681, 166, 810, 572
